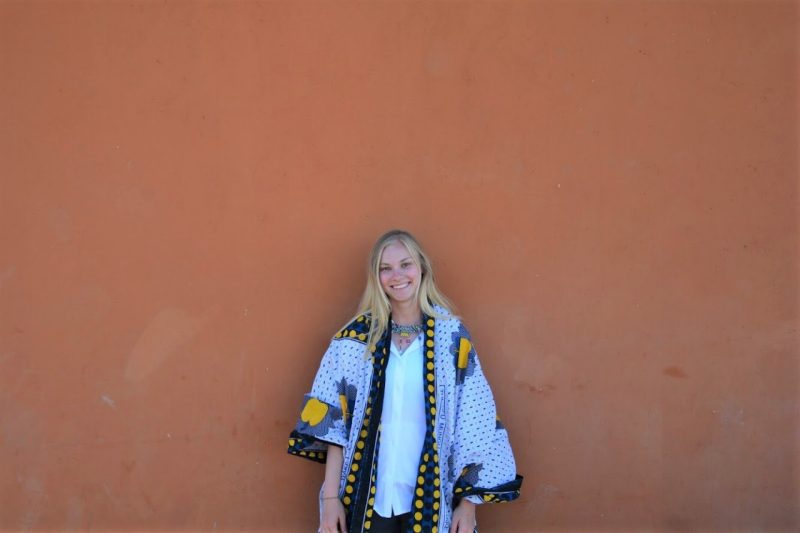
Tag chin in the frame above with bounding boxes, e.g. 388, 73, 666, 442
394, 294, 418, 305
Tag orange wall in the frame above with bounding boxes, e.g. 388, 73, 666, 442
1, 1, 797, 531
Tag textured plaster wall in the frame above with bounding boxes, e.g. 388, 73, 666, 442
1, 1, 797, 531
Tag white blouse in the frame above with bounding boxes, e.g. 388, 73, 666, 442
373, 334, 426, 517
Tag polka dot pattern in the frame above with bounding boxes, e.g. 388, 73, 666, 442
342, 336, 389, 532
453, 465, 523, 505
436, 318, 522, 524
408, 316, 442, 532
334, 314, 371, 344
287, 307, 522, 531
287, 432, 327, 463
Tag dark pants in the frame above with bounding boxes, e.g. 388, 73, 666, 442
369, 512, 412, 533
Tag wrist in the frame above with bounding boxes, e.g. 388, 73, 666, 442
322, 483, 339, 498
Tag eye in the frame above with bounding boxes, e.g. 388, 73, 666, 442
401, 262, 411, 269
379, 266, 390, 272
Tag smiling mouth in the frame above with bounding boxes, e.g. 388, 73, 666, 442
391, 282, 411, 290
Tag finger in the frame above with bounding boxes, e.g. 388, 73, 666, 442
450, 518, 460, 533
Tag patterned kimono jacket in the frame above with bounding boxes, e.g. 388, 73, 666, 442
288, 306, 522, 532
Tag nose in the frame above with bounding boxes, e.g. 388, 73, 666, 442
386, 267, 405, 281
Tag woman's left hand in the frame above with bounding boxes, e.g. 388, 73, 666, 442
449, 500, 476, 533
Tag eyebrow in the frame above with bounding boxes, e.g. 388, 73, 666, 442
380, 257, 413, 266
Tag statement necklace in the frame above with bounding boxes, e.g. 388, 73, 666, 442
391, 321, 423, 338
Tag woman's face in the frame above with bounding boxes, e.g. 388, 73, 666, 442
378, 241, 421, 308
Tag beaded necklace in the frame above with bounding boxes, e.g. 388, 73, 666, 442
390, 321, 423, 338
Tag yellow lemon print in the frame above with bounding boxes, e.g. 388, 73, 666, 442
300, 398, 328, 426
458, 338, 471, 369
339, 394, 349, 423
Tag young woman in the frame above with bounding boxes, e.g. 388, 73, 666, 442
288, 230, 522, 533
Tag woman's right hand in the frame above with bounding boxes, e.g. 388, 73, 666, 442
319, 497, 346, 533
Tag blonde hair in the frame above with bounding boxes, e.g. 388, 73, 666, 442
351, 229, 455, 349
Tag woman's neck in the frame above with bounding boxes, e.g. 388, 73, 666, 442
391, 301, 422, 325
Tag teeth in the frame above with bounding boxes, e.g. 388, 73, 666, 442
392, 282, 410, 289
